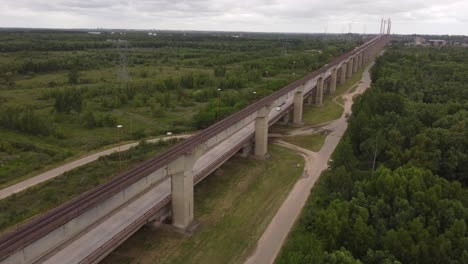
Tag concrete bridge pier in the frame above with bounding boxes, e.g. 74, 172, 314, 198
330, 67, 337, 94
240, 143, 253, 157
168, 150, 199, 230
305, 93, 314, 105
357, 53, 361, 68
346, 59, 353, 78
255, 105, 271, 159
359, 52, 364, 67
340, 63, 347, 84
292, 85, 304, 125
323, 79, 329, 94
315, 77, 324, 106
352, 56, 358, 73
279, 111, 291, 125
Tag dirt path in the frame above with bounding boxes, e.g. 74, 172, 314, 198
0, 134, 191, 200
244, 62, 374, 264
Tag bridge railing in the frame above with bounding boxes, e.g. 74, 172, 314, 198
0, 35, 387, 261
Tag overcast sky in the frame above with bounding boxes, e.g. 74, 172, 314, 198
1, 0, 467, 35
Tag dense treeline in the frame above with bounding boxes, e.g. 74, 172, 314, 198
0, 31, 360, 52
277, 46, 468, 263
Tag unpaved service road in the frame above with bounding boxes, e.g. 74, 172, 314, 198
244, 61, 374, 264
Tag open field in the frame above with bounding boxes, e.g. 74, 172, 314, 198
102, 144, 304, 264
282, 133, 326, 152
0, 31, 361, 189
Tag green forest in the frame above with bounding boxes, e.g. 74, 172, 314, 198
277, 46, 468, 263
0, 30, 360, 188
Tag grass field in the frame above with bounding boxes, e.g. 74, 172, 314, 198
102, 144, 304, 264
302, 66, 367, 126
0, 32, 359, 189
283, 133, 326, 152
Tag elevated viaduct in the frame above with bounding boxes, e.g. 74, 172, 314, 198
0, 34, 388, 264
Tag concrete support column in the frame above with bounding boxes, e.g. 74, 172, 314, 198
306, 93, 313, 105
330, 67, 337, 94
170, 153, 196, 230
240, 143, 252, 157
326, 79, 331, 94
358, 53, 362, 68
255, 105, 271, 158
293, 85, 304, 125
315, 76, 324, 106
280, 111, 290, 125
340, 63, 347, 83
346, 59, 353, 78
353, 56, 358, 73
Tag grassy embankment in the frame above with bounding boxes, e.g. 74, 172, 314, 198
0, 139, 180, 233
102, 144, 304, 264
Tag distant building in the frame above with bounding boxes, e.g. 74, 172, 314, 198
428, 39, 447, 46
414, 37, 426, 45
88, 31, 102, 35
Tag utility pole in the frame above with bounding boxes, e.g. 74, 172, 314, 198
116, 125, 123, 173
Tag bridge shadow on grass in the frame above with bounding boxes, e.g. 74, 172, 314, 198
102, 144, 304, 264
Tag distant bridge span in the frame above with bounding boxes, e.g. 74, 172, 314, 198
0, 35, 388, 264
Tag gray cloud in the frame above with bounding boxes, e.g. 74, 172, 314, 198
1, 0, 467, 34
